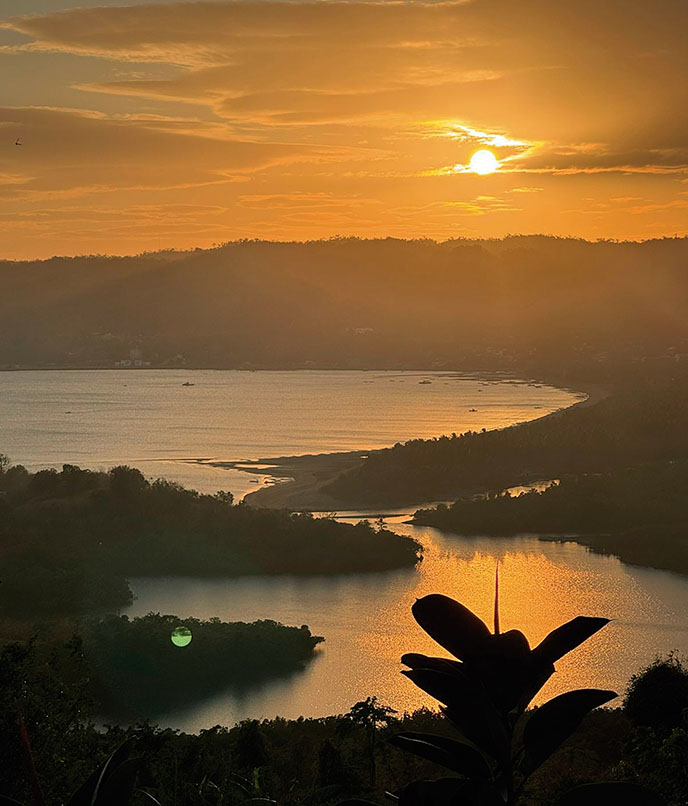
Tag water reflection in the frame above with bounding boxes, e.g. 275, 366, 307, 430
129, 522, 688, 732
0, 369, 580, 498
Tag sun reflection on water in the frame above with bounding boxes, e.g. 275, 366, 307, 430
130, 521, 688, 731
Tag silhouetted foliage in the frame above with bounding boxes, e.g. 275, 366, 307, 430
79, 613, 323, 718
2, 634, 684, 806
413, 461, 688, 574
0, 736, 160, 806
346, 698, 397, 789
374, 592, 662, 806
0, 462, 421, 617
624, 655, 688, 732
235, 720, 270, 771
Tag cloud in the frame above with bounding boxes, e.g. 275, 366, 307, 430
4, 0, 686, 172
239, 191, 381, 210
506, 143, 688, 175
0, 105, 350, 201
1, 0, 688, 255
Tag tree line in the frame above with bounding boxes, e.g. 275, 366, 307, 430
0, 459, 421, 618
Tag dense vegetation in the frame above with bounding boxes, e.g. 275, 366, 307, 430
326, 371, 688, 508
63, 613, 324, 718
413, 462, 688, 574
0, 460, 421, 617
3, 616, 686, 805
1, 236, 687, 373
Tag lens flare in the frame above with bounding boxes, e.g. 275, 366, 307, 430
171, 625, 192, 647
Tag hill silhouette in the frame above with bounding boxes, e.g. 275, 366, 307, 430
2, 236, 688, 371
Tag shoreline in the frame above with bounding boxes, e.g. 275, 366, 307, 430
229, 379, 609, 511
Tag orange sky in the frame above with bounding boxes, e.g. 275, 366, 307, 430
1, 0, 687, 259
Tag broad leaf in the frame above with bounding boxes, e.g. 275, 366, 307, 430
515, 659, 556, 714
412, 595, 491, 661
491, 630, 530, 658
401, 668, 478, 710
556, 782, 665, 806
521, 689, 617, 775
441, 700, 510, 764
532, 617, 609, 667
401, 653, 464, 675
463, 630, 532, 714
402, 666, 509, 759
388, 732, 492, 779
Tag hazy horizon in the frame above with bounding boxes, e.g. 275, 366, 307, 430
4, 232, 688, 264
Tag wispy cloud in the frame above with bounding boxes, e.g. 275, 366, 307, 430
1, 0, 687, 255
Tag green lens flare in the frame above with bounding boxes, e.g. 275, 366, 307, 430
171, 626, 192, 647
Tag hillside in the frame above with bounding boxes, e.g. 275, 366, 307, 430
2, 236, 688, 371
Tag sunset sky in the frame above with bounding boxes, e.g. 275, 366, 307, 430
1, 0, 687, 259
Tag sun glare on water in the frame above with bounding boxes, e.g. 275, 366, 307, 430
469, 149, 499, 175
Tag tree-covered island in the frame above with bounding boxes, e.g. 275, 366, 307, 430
0, 459, 421, 618
78, 612, 324, 718
413, 461, 688, 575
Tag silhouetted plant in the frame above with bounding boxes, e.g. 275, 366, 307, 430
348, 697, 397, 789
2, 735, 160, 806
624, 654, 688, 732
385, 588, 664, 806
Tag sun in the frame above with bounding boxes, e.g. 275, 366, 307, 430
469, 149, 499, 175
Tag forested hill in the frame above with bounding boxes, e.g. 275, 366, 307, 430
1, 236, 687, 370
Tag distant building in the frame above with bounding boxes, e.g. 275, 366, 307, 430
115, 358, 150, 368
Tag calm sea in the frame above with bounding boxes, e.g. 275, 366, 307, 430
0, 369, 579, 498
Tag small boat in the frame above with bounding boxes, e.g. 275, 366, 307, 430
469, 408, 478, 412
419, 379, 432, 385
182, 381, 195, 387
